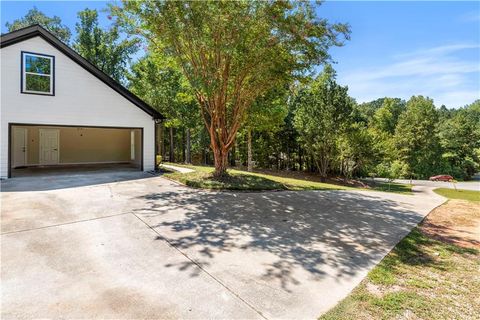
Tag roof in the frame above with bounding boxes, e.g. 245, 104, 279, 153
1, 24, 164, 120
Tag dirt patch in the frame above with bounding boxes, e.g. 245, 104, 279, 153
396, 309, 422, 320
365, 283, 403, 298
420, 200, 480, 249
321, 200, 479, 320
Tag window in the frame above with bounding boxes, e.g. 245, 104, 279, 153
21, 52, 54, 95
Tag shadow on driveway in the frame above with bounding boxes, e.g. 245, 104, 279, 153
1, 172, 439, 319
133, 188, 425, 318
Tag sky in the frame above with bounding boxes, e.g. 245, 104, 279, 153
1, 1, 479, 108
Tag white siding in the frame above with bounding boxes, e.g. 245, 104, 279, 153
0, 36, 155, 178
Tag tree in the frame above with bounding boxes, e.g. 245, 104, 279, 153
437, 100, 480, 179
294, 65, 353, 181
73, 8, 139, 82
243, 86, 288, 171
362, 98, 406, 176
277, 98, 302, 171
128, 54, 175, 160
372, 98, 406, 135
128, 52, 199, 163
5, 7, 71, 43
337, 121, 376, 178
112, 0, 350, 177
176, 87, 202, 164
356, 97, 405, 126
394, 96, 443, 179
375, 160, 409, 190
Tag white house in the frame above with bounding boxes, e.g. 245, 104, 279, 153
0, 25, 163, 179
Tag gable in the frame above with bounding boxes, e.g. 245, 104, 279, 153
0, 25, 163, 120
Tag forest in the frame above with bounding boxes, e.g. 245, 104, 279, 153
7, 3, 480, 181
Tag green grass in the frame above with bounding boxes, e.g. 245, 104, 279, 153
165, 170, 287, 191
320, 227, 480, 320
162, 163, 348, 191
367, 182, 413, 195
161, 163, 412, 193
434, 188, 480, 202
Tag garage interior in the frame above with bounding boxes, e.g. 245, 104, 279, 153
10, 125, 143, 177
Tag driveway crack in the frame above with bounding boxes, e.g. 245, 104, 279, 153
1, 212, 130, 235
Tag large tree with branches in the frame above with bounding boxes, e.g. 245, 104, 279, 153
113, 0, 349, 177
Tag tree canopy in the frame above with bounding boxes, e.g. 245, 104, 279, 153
294, 65, 353, 180
112, 0, 350, 177
5, 7, 71, 43
5, 3, 479, 182
73, 8, 139, 82
393, 96, 443, 179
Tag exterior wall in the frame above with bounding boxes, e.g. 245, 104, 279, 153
1, 36, 155, 178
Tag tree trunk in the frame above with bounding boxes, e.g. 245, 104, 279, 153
212, 146, 229, 178
315, 161, 327, 182
182, 129, 186, 163
169, 127, 175, 163
298, 145, 303, 171
160, 123, 165, 160
185, 128, 191, 164
197, 97, 243, 177
229, 141, 237, 167
155, 122, 163, 158
247, 128, 253, 172
202, 149, 206, 165
286, 144, 291, 171
316, 154, 329, 182
204, 125, 232, 178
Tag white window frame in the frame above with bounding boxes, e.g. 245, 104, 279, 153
21, 52, 54, 95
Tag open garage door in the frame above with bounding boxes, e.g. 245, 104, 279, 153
9, 124, 143, 177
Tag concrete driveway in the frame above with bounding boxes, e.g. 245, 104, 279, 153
1, 172, 445, 319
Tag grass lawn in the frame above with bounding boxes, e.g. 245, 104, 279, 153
434, 188, 480, 202
365, 182, 412, 194
162, 163, 349, 191
162, 163, 412, 193
320, 200, 480, 320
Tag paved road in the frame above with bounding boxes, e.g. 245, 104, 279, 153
1, 172, 445, 319
371, 177, 479, 191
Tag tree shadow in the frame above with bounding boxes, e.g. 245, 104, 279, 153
180, 172, 286, 190
420, 222, 480, 251
133, 189, 425, 292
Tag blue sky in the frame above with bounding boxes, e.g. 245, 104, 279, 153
1, 1, 479, 108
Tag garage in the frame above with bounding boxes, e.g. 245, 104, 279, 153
1, 25, 164, 179
10, 124, 143, 177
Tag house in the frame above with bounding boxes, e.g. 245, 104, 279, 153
0, 25, 164, 179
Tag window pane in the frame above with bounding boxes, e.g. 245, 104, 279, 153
25, 55, 51, 74
25, 74, 51, 93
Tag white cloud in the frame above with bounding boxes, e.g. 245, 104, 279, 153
395, 44, 480, 58
459, 11, 480, 23
338, 43, 480, 108
436, 90, 480, 108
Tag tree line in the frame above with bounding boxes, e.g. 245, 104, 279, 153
141, 64, 479, 181
7, 3, 479, 181
6, 7, 139, 84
